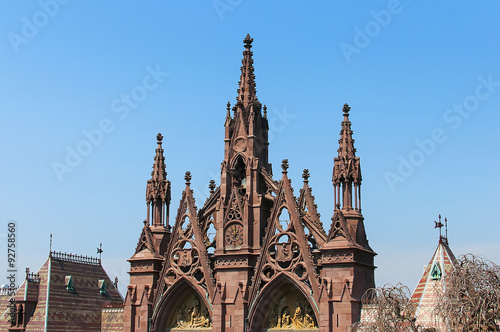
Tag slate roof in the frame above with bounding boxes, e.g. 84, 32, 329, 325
0, 252, 123, 331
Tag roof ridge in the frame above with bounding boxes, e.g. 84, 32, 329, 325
50, 251, 101, 265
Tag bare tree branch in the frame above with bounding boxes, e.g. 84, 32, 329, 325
435, 254, 500, 331
351, 283, 422, 332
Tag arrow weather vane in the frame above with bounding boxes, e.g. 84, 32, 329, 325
97, 243, 103, 261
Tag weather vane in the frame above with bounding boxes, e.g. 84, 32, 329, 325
434, 214, 448, 244
97, 243, 103, 261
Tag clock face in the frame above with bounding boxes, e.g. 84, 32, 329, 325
225, 224, 243, 247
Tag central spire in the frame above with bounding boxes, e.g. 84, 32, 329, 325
236, 34, 258, 108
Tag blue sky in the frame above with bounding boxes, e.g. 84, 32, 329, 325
1, 1, 499, 296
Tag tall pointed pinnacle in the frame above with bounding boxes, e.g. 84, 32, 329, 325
338, 103, 357, 161
146, 133, 171, 227
332, 104, 362, 211
151, 133, 167, 182
236, 34, 258, 108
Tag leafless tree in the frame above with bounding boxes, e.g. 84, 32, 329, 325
435, 254, 500, 331
351, 283, 423, 332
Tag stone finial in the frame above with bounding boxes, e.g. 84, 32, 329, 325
227, 101, 231, 111
263, 105, 267, 119
281, 159, 289, 174
342, 103, 351, 115
302, 169, 310, 183
157, 133, 163, 143
143, 219, 148, 226
209, 180, 216, 193
244, 33, 253, 47
185, 171, 192, 185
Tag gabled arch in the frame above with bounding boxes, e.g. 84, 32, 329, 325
248, 272, 319, 331
152, 274, 213, 331
230, 152, 247, 170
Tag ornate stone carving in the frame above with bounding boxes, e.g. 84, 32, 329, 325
233, 137, 247, 152
321, 252, 354, 263
215, 257, 248, 268
130, 262, 154, 271
168, 295, 212, 330
265, 292, 317, 330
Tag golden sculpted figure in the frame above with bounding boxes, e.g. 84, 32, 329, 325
171, 296, 212, 330
267, 302, 317, 329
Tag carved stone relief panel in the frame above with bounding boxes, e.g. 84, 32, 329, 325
165, 291, 212, 331
263, 291, 318, 330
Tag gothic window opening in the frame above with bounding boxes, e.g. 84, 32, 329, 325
430, 262, 442, 280
65, 276, 74, 292
99, 279, 107, 295
304, 226, 319, 250
205, 221, 216, 255
232, 156, 247, 194
181, 216, 190, 232
279, 208, 291, 232
17, 304, 23, 327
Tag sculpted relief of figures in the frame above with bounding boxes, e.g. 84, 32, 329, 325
167, 294, 212, 331
265, 292, 317, 330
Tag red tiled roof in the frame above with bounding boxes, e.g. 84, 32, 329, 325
410, 240, 456, 329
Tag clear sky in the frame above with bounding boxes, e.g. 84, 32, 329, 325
1, 1, 499, 296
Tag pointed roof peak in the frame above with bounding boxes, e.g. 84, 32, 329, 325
236, 34, 258, 108
410, 236, 457, 316
337, 103, 357, 160
151, 133, 167, 182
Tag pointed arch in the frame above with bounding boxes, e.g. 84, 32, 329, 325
153, 184, 215, 311
327, 209, 354, 244
230, 152, 247, 171
248, 173, 320, 324
248, 272, 319, 331
152, 277, 213, 332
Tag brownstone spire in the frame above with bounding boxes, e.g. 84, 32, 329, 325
146, 133, 171, 227
236, 34, 259, 108
332, 103, 362, 211
338, 104, 357, 161
151, 133, 167, 182
125, 134, 171, 332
